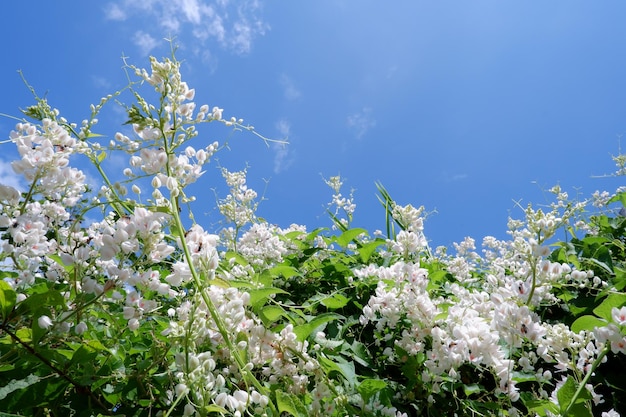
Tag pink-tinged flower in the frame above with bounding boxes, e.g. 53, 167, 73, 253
38, 315, 53, 329
612, 306, 626, 326
611, 337, 626, 355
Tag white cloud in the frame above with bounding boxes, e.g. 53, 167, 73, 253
104, 0, 268, 55
181, 0, 202, 24
133, 31, 159, 56
279, 74, 301, 101
91, 75, 112, 90
275, 119, 290, 137
442, 172, 469, 182
0, 160, 21, 191
347, 107, 376, 139
103, 3, 127, 21
272, 119, 295, 174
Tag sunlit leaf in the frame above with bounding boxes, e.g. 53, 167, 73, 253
268, 264, 301, 279
319, 293, 349, 310
358, 239, 384, 263
0, 280, 16, 321
319, 355, 356, 386
358, 378, 387, 404
571, 315, 607, 333
276, 390, 308, 417
293, 313, 341, 342
248, 287, 289, 308
593, 293, 626, 322
260, 305, 287, 323
336, 228, 367, 248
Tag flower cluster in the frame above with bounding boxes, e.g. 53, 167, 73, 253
2, 50, 626, 417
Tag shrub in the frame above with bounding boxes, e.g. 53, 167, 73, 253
0, 50, 625, 417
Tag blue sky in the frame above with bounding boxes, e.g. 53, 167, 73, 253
1, 1, 626, 248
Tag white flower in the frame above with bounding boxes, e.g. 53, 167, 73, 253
128, 318, 140, 331
75, 322, 88, 335
183, 403, 196, 416
612, 306, 626, 326
0, 184, 20, 205
38, 315, 53, 330
174, 383, 188, 397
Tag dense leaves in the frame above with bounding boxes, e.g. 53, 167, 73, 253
1, 51, 626, 417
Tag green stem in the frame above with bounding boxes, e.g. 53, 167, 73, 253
526, 235, 541, 306
170, 192, 277, 415
525, 263, 537, 306
563, 344, 610, 416
171, 197, 248, 374
92, 156, 132, 217
18, 170, 43, 215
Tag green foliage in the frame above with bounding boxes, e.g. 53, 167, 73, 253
1, 49, 626, 417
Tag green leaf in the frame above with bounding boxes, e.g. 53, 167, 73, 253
358, 239, 384, 263
427, 270, 452, 291
201, 405, 229, 413
70, 344, 98, 366
336, 228, 367, 247
15, 327, 32, 342
358, 378, 387, 404
47, 254, 74, 273
275, 390, 308, 417
259, 305, 287, 324
0, 364, 15, 372
0, 374, 40, 400
522, 399, 559, 417
0, 280, 16, 321
463, 384, 481, 396
557, 377, 577, 412
558, 376, 592, 415
593, 293, 626, 322
293, 313, 341, 342
224, 251, 249, 267
348, 341, 373, 368
571, 315, 607, 333
248, 287, 289, 308
268, 264, 301, 279
512, 371, 539, 383
319, 355, 357, 386
608, 191, 626, 207
320, 293, 349, 310
613, 266, 626, 291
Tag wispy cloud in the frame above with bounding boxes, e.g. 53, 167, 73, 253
272, 119, 295, 174
132, 31, 160, 56
347, 107, 376, 139
104, 0, 268, 55
91, 75, 113, 90
279, 74, 301, 100
442, 172, 469, 182
0, 161, 21, 191
103, 3, 127, 20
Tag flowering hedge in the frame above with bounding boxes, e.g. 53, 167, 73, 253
1, 51, 626, 417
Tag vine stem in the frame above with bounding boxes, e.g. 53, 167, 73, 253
563, 343, 610, 416
169, 193, 278, 416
